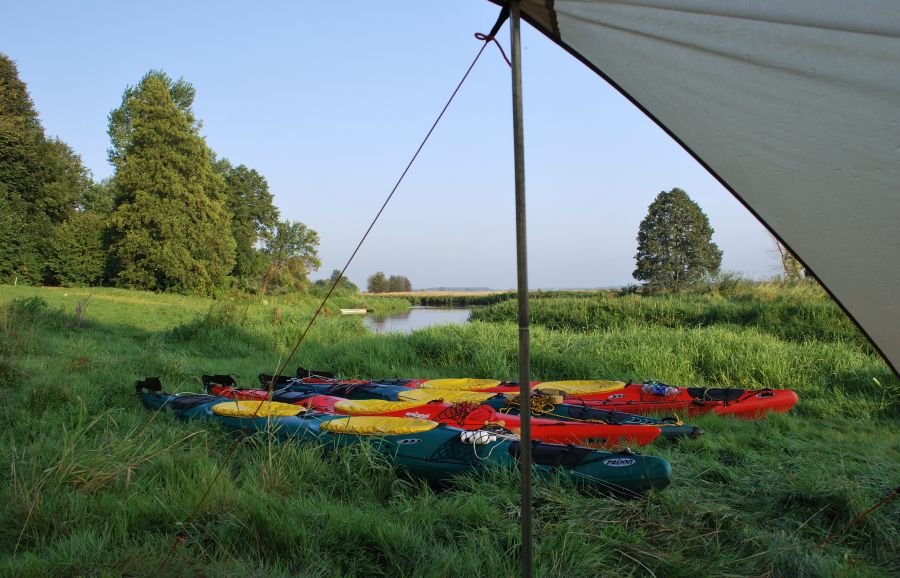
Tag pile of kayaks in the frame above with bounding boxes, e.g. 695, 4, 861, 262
135, 368, 799, 493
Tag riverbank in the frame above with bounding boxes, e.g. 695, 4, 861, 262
0, 284, 896, 576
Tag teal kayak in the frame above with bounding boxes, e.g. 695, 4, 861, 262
137, 378, 672, 493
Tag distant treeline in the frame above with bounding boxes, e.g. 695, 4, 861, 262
403, 290, 616, 307
0, 56, 321, 295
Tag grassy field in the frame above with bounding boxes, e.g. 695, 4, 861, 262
0, 284, 897, 577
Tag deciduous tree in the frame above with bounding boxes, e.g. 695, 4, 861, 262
314, 269, 359, 293
46, 211, 106, 286
214, 158, 279, 282
387, 275, 412, 292
107, 71, 235, 293
770, 234, 806, 282
367, 272, 388, 293
259, 220, 320, 294
633, 188, 722, 292
0, 53, 91, 283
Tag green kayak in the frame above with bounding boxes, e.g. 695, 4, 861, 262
137, 378, 672, 493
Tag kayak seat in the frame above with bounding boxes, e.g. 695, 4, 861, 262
537, 380, 626, 395
320, 416, 439, 435
419, 378, 502, 391
271, 391, 312, 404
169, 394, 222, 410
507, 441, 594, 467
398, 389, 498, 404
561, 405, 622, 424
334, 398, 427, 415
211, 400, 305, 417
686, 388, 746, 403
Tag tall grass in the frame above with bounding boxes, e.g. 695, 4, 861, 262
470, 284, 872, 353
400, 290, 613, 308
0, 285, 897, 577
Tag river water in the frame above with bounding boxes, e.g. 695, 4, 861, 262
363, 306, 471, 334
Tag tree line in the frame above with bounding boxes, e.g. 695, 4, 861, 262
0, 55, 321, 295
3, 51, 733, 297
367, 272, 412, 293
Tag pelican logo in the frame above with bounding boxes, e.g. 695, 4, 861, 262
396, 438, 422, 445
405, 412, 430, 419
603, 457, 636, 467
607, 393, 626, 400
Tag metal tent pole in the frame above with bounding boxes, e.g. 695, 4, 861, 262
509, 2, 532, 577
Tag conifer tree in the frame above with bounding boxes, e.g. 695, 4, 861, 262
107, 71, 235, 293
633, 188, 722, 292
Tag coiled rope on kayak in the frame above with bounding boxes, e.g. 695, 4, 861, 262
502, 392, 610, 425
158, 14, 513, 573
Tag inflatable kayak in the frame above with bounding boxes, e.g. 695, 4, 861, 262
204, 381, 661, 448
205, 375, 700, 441
137, 378, 672, 492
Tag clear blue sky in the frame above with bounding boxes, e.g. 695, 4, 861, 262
1, 0, 779, 290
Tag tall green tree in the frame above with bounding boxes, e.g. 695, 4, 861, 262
46, 211, 106, 286
633, 188, 722, 292
259, 220, 320, 294
107, 71, 235, 293
213, 157, 279, 282
0, 53, 90, 283
367, 272, 388, 293
0, 52, 44, 284
39, 137, 89, 223
79, 177, 117, 216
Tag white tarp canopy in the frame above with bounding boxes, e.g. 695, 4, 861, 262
495, 0, 900, 373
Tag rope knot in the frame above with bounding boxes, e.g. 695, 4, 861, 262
475, 32, 511, 67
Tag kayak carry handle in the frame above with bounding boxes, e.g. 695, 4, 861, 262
201, 374, 237, 391
135, 377, 162, 394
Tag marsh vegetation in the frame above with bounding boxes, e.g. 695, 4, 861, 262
0, 283, 896, 577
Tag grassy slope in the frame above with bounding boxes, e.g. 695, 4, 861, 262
0, 285, 897, 577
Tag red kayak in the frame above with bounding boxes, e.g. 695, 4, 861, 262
552, 382, 799, 418
277, 373, 798, 419
207, 385, 662, 448
395, 378, 799, 419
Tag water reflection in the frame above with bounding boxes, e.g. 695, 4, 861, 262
364, 307, 471, 334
